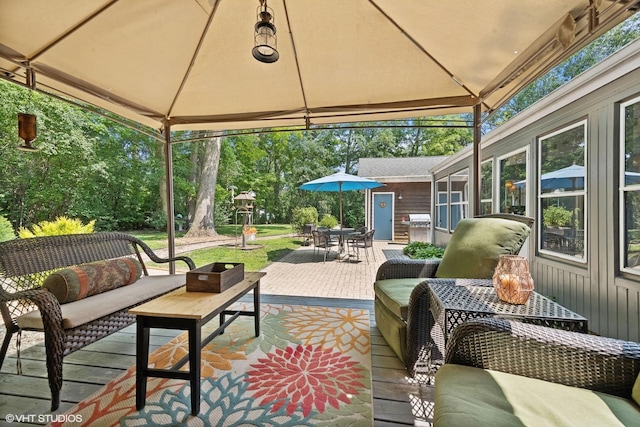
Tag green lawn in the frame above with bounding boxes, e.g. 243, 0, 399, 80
129, 224, 294, 250
179, 237, 301, 271
131, 224, 300, 271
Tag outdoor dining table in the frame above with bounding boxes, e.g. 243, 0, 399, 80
323, 228, 357, 258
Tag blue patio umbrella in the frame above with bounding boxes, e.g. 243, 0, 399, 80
540, 164, 585, 191
515, 164, 584, 191
299, 172, 384, 229
625, 171, 640, 185
516, 164, 640, 190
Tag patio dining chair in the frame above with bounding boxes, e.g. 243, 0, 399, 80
300, 223, 316, 246
311, 230, 338, 263
348, 229, 376, 263
346, 227, 365, 255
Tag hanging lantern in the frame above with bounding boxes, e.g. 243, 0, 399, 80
252, 0, 279, 63
17, 112, 39, 152
17, 68, 39, 152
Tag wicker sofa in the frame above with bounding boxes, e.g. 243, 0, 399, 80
0, 232, 195, 410
434, 318, 640, 426
373, 213, 533, 374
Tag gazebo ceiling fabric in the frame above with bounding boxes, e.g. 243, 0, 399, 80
0, 0, 637, 132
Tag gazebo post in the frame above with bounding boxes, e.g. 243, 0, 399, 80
164, 121, 176, 274
473, 103, 482, 216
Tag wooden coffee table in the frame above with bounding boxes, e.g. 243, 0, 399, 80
130, 271, 265, 415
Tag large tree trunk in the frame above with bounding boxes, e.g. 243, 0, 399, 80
187, 142, 200, 225
344, 129, 355, 174
184, 137, 222, 238
408, 127, 423, 157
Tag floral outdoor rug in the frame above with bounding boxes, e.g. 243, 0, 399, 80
52, 303, 372, 426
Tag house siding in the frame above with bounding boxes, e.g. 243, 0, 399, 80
430, 41, 640, 341
369, 182, 432, 241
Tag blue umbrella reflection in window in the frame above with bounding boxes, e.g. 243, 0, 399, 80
516, 164, 584, 192
515, 164, 640, 191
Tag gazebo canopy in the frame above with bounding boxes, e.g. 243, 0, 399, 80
1, 0, 637, 132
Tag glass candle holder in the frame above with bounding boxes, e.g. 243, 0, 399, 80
492, 255, 534, 304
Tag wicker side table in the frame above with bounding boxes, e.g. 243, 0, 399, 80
427, 282, 588, 375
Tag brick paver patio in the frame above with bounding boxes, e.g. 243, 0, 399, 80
259, 241, 406, 300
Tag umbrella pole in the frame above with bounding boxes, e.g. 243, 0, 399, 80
339, 183, 343, 231
339, 184, 346, 259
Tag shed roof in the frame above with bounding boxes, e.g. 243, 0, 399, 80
358, 156, 450, 182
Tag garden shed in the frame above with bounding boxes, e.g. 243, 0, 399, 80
358, 156, 448, 242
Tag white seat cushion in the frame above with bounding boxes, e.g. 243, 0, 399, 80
17, 274, 186, 330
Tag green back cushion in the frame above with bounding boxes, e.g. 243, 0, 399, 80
435, 218, 531, 279
43, 258, 143, 303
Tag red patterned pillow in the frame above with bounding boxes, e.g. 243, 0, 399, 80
43, 258, 143, 303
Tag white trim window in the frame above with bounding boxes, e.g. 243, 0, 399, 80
498, 148, 528, 216
538, 120, 587, 262
480, 159, 493, 215
620, 96, 640, 274
450, 168, 469, 231
435, 178, 448, 230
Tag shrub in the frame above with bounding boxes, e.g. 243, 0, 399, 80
292, 206, 319, 232
214, 203, 232, 227
147, 211, 167, 231
319, 214, 339, 229
0, 216, 15, 242
19, 216, 96, 238
403, 241, 445, 259
543, 205, 573, 227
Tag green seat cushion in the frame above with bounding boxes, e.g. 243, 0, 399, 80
434, 364, 640, 427
374, 298, 406, 362
633, 373, 640, 406
43, 258, 143, 303
373, 278, 426, 320
435, 218, 531, 279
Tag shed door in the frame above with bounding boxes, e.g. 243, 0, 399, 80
373, 193, 393, 240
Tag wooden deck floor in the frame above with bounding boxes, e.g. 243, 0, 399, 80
0, 294, 434, 426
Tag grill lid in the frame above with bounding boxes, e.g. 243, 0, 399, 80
408, 214, 431, 223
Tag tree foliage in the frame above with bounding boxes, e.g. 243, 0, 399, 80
0, 80, 163, 231
486, 14, 640, 130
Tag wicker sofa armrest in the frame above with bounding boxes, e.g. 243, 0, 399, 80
0, 287, 64, 398
375, 258, 440, 281
0, 286, 56, 304
119, 233, 195, 271
446, 318, 640, 398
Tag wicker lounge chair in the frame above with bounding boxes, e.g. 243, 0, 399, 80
434, 318, 640, 426
373, 213, 534, 375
